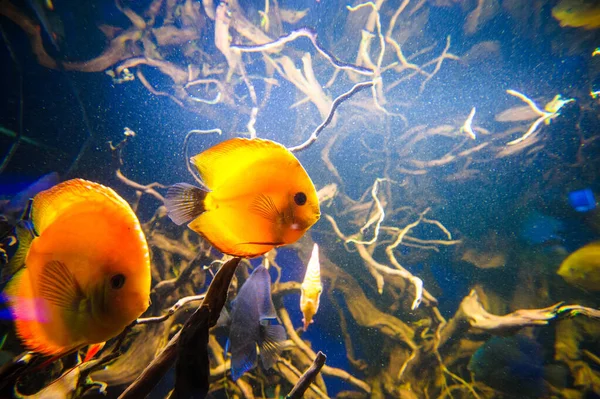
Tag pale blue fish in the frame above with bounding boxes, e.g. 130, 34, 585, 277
519, 210, 564, 246
468, 335, 546, 398
227, 265, 286, 381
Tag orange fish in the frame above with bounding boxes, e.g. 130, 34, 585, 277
300, 243, 322, 330
166, 137, 320, 258
4, 178, 150, 358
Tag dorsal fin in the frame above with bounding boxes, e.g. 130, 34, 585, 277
190, 138, 298, 189
31, 179, 135, 234
2, 224, 35, 283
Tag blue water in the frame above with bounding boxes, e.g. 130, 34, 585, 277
1, 0, 600, 398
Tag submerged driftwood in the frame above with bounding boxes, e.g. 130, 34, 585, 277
119, 257, 240, 399
1, 0, 600, 398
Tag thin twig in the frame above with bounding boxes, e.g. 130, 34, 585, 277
289, 81, 373, 152
231, 27, 374, 76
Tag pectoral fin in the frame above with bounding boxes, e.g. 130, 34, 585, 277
248, 194, 280, 222
258, 323, 286, 370
38, 261, 84, 311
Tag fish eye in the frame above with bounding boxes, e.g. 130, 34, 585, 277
294, 192, 307, 206
111, 274, 126, 289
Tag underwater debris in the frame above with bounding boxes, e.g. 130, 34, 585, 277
215, 1, 240, 77
495, 104, 540, 123
288, 81, 374, 152
326, 197, 457, 308
278, 305, 370, 394
555, 317, 600, 395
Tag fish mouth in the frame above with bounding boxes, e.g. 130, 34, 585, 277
291, 213, 320, 231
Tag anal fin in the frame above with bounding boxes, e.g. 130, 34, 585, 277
230, 343, 258, 381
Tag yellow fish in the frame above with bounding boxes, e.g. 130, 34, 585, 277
557, 241, 600, 291
300, 243, 322, 330
166, 137, 320, 258
4, 179, 151, 357
552, 0, 600, 30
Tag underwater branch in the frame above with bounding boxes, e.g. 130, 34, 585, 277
119, 257, 241, 399
109, 128, 166, 205
285, 351, 327, 399
438, 289, 600, 353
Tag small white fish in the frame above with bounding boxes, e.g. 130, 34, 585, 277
300, 243, 323, 330
460, 107, 477, 140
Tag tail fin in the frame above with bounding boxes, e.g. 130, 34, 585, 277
165, 183, 208, 226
